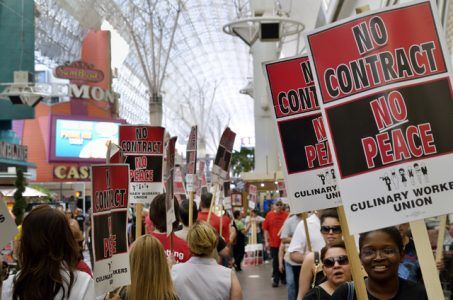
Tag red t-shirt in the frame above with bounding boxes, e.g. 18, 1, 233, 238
263, 211, 288, 248
221, 214, 231, 244
151, 232, 191, 263
76, 260, 93, 277
145, 215, 154, 234
197, 211, 221, 234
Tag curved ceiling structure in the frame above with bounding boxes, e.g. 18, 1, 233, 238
34, 0, 254, 154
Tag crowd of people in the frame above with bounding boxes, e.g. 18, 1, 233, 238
0, 192, 452, 300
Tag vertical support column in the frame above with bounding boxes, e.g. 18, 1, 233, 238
149, 93, 163, 126
251, 40, 279, 175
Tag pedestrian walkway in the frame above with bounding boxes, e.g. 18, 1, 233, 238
236, 261, 287, 299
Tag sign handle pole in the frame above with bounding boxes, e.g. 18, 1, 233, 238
301, 212, 312, 252
136, 204, 143, 241
219, 208, 223, 237
410, 219, 444, 299
207, 184, 218, 223
337, 206, 368, 300
170, 229, 174, 253
106, 141, 112, 164
189, 191, 195, 227
436, 215, 447, 264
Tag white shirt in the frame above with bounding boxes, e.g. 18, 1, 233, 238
280, 215, 302, 266
2, 269, 95, 300
288, 213, 325, 254
172, 256, 231, 300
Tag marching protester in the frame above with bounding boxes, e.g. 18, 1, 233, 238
198, 192, 221, 233
332, 227, 428, 299
279, 211, 303, 300
68, 220, 92, 277
177, 199, 231, 264
245, 209, 265, 243
172, 221, 243, 300
175, 199, 198, 241
231, 210, 250, 271
2, 205, 95, 299
263, 199, 289, 287
149, 193, 191, 263
111, 234, 179, 300
303, 240, 351, 300
297, 209, 342, 299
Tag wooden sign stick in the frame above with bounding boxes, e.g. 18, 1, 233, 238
410, 219, 444, 299
435, 214, 447, 264
135, 204, 143, 241
301, 212, 312, 252
189, 191, 195, 227
220, 204, 223, 238
207, 184, 218, 223
337, 206, 368, 300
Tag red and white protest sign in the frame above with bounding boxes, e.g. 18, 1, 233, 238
306, 0, 453, 233
185, 126, 197, 192
119, 125, 165, 204
186, 126, 197, 175
212, 127, 236, 186
174, 166, 187, 197
264, 55, 341, 213
165, 137, 177, 235
91, 164, 130, 295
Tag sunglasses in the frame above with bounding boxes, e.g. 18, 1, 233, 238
323, 255, 349, 268
320, 225, 342, 234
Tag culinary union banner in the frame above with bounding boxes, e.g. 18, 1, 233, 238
119, 125, 165, 203
264, 55, 341, 213
306, 0, 453, 233
91, 164, 130, 295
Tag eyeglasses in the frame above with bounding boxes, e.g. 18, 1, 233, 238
320, 225, 342, 234
275, 203, 282, 207
323, 255, 349, 268
361, 247, 398, 258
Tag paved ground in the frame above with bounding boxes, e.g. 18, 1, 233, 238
236, 260, 287, 299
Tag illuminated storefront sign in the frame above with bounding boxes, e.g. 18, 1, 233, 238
54, 60, 117, 104
0, 142, 28, 162
54, 165, 90, 180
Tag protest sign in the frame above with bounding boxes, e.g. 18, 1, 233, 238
185, 126, 197, 226
248, 184, 257, 209
277, 181, 287, 197
186, 126, 197, 175
91, 164, 130, 296
0, 195, 18, 250
211, 127, 236, 186
306, 0, 453, 234
165, 137, 177, 235
264, 56, 341, 213
174, 166, 187, 197
119, 125, 165, 204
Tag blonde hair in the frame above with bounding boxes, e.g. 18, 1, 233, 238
127, 235, 178, 300
187, 221, 217, 257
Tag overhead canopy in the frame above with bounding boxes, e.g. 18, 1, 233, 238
0, 186, 48, 197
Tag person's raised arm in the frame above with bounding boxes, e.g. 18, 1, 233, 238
296, 252, 315, 300
230, 271, 243, 300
